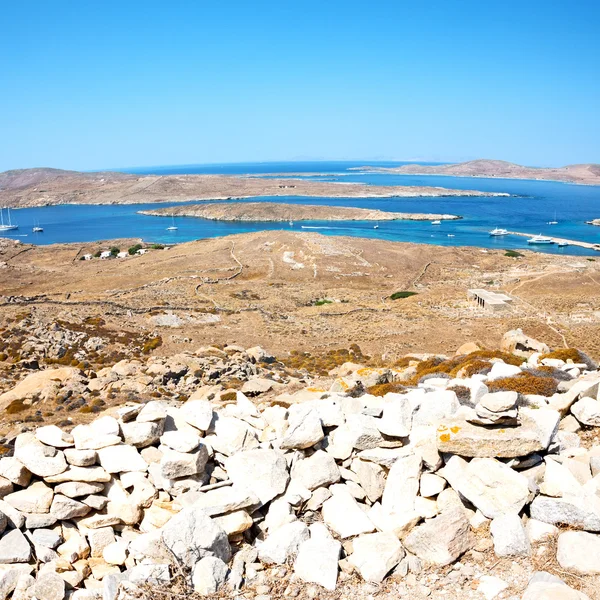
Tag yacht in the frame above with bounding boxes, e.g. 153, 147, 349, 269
489, 227, 509, 236
32, 219, 43, 233
166, 215, 178, 231
557, 240, 569, 247
0, 207, 18, 232
527, 234, 554, 244
547, 211, 558, 225
431, 220, 441, 225
373, 224, 379, 229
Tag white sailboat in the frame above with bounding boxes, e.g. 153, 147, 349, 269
0, 207, 18, 232
166, 215, 178, 231
32, 218, 43, 233
547, 210, 558, 225
431, 220, 441, 225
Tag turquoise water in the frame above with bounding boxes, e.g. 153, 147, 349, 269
4, 161, 600, 256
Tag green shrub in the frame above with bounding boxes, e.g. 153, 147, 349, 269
151, 244, 165, 250
390, 291, 418, 300
94, 251, 102, 258
109, 247, 120, 257
504, 250, 524, 258
128, 244, 143, 255
314, 299, 333, 306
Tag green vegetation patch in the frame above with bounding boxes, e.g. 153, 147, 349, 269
504, 250, 524, 258
390, 291, 418, 300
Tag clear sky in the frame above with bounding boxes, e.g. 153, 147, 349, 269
1, 0, 599, 171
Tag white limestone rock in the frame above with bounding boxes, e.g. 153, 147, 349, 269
381, 454, 422, 514
180, 400, 214, 431
4, 481, 53, 514
13, 437, 67, 478
161, 507, 231, 567
50, 495, 90, 520
121, 421, 163, 449
35, 426, 74, 449
403, 508, 474, 566
225, 449, 289, 504
351, 458, 386, 503
208, 416, 259, 456
0, 530, 31, 563
159, 446, 208, 479
191, 555, 228, 595
32, 571, 65, 600
377, 394, 412, 437
280, 407, 324, 450
526, 519, 559, 543
571, 397, 600, 426
490, 513, 530, 557
54, 482, 104, 499
440, 456, 529, 519
258, 521, 309, 565
0, 458, 31, 487
71, 417, 121, 451
530, 493, 600, 531
63, 449, 96, 467
160, 430, 201, 453
556, 531, 600, 575
293, 523, 341, 591
321, 489, 375, 539
349, 532, 405, 583
291, 450, 340, 491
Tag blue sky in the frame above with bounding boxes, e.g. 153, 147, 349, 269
1, 0, 598, 171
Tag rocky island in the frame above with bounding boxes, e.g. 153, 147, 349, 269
354, 159, 600, 185
0, 168, 507, 209
139, 202, 461, 222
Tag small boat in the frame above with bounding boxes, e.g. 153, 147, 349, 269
447, 234, 455, 237
374, 225, 379, 229
489, 228, 509, 236
527, 234, 554, 244
431, 220, 441, 225
547, 211, 558, 225
0, 207, 18, 232
32, 226, 43, 233
557, 240, 569, 247
166, 215, 178, 231
289, 221, 293, 226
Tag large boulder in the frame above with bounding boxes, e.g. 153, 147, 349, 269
500, 329, 549, 358
530, 493, 600, 531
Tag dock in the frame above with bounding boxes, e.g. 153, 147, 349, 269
508, 231, 600, 252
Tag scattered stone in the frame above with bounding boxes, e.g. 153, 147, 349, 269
556, 531, 600, 575
294, 524, 341, 591
489, 513, 530, 557
192, 556, 228, 595
403, 508, 474, 566
349, 532, 404, 583
0, 530, 31, 563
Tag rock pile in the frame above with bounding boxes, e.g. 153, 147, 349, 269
0, 342, 599, 599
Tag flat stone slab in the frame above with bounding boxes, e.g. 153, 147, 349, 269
436, 413, 556, 458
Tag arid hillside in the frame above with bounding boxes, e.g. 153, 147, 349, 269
357, 159, 600, 185
0, 168, 504, 208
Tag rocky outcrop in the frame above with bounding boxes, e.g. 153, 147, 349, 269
0, 340, 599, 599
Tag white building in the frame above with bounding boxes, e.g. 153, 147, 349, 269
82, 254, 93, 261
117, 251, 128, 259
99, 251, 111, 259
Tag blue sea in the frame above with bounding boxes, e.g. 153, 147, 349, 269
3, 161, 600, 256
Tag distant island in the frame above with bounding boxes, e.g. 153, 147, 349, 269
139, 202, 461, 222
352, 159, 600, 185
0, 167, 507, 208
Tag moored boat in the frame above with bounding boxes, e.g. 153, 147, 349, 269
527, 234, 554, 244
489, 227, 509, 236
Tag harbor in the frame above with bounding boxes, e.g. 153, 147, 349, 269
508, 230, 600, 252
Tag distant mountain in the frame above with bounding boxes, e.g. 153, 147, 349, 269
354, 159, 600, 185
